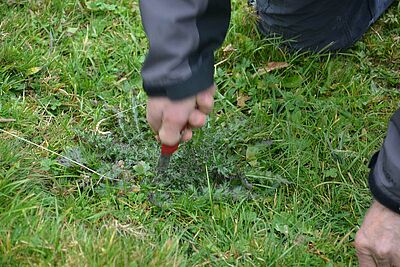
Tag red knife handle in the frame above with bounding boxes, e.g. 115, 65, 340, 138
161, 143, 179, 155
160, 126, 186, 155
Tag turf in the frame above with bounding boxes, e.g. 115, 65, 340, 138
0, 0, 399, 265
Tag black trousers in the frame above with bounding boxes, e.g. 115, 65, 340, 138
256, 0, 395, 52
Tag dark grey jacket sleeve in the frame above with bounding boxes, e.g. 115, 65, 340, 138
369, 108, 400, 214
139, 0, 231, 100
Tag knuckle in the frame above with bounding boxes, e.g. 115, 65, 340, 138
192, 120, 205, 128
182, 130, 193, 141
199, 103, 213, 114
204, 101, 214, 111
196, 114, 206, 125
375, 246, 392, 259
189, 112, 206, 128
197, 91, 214, 104
198, 116, 206, 125
354, 231, 369, 250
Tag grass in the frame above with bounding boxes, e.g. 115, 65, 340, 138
0, 0, 399, 265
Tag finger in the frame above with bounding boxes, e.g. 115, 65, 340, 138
196, 85, 216, 114
181, 128, 193, 142
158, 115, 186, 146
374, 258, 391, 267
188, 109, 207, 128
392, 247, 400, 266
390, 254, 400, 267
356, 245, 377, 267
374, 245, 395, 267
146, 99, 164, 132
208, 84, 217, 94
357, 253, 377, 267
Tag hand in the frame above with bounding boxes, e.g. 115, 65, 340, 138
146, 85, 216, 146
355, 200, 400, 266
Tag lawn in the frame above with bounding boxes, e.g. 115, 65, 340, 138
0, 0, 399, 266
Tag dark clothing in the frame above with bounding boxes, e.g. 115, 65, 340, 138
139, 0, 398, 212
257, 0, 395, 51
369, 109, 400, 215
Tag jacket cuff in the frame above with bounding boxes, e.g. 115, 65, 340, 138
369, 157, 400, 214
143, 54, 214, 101
368, 108, 400, 214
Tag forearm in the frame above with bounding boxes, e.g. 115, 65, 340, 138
139, 0, 231, 100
